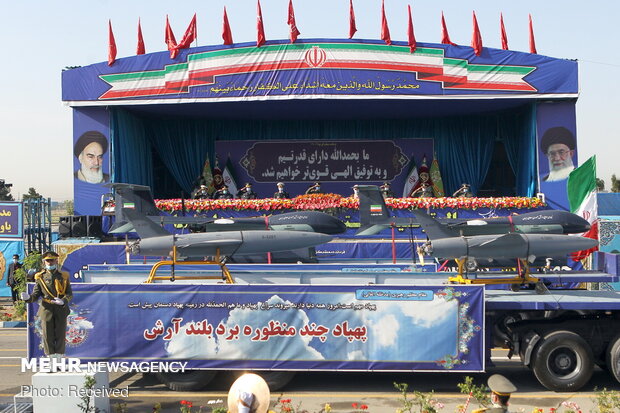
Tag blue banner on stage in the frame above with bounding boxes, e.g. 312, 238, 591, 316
27, 283, 484, 372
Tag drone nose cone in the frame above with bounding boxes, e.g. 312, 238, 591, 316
568, 214, 591, 233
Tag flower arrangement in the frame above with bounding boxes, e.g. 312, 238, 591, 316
154, 194, 545, 213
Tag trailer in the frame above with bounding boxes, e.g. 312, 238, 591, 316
26, 262, 620, 393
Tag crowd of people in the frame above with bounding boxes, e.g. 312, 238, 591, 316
191, 180, 474, 200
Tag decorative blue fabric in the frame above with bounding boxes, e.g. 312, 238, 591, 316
111, 108, 153, 187
113, 107, 536, 197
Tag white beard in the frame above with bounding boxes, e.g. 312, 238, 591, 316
546, 163, 574, 182
80, 166, 104, 184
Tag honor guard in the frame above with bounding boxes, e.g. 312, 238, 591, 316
472, 374, 517, 413
20, 251, 73, 358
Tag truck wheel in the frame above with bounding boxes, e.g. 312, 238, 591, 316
606, 334, 620, 383
532, 331, 593, 392
155, 370, 217, 391
259, 371, 296, 390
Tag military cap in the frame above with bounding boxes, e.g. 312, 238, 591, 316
42, 251, 60, 260
277, 182, 284, 187
488, 374, 516, 395
540, 126, 576, 153
74, 131, 108, 157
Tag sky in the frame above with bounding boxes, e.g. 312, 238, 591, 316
1, 0, 619, 201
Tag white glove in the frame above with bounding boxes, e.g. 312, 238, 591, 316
20, 292, 30, 301
52, 298, 65, 306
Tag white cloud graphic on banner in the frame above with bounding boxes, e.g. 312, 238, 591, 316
165, 295, 324, 361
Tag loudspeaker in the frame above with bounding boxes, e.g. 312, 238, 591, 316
71, 215, 87, 237
59, 216, 72, 238
86, 215, 103, 238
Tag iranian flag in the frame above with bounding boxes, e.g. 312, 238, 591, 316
402, 155, 419, 197
222, 157, 239, 195
567, 156, 598, 261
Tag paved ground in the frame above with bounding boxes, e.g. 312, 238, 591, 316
1, 325, 619, 412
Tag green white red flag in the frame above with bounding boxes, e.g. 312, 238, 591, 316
402, 155, 419, 197
567, 155, 598, 260
223, 156, 239, 195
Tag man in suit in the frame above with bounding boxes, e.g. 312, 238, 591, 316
6, 254, 22, 303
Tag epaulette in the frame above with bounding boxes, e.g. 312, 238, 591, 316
60, 271, 70, 281
34, 270, 46, 280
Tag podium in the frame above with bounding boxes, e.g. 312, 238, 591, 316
30, 370, 110, 413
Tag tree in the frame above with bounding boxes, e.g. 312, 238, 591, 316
612, 175, 620, 193
63, 200, 74, 215
596, 178, 605, 191
0, 186, 13, 201
22, 187, 42, 200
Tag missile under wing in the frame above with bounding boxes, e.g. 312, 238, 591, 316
356, 185, 590, 236
123, 208, 332, 260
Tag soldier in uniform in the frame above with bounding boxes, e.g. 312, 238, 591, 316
213, 185, 234, 200
237, 183, 258, 199
472, 374, 517, 413
380, 182, 395, 198
20, 251, 73, 358
193, 184, 210, 199
273, 182, 290, 199
453, 183, 473, 198
305, 182, 321, 195
7, 254, 22, 303
411, 182, 434, 198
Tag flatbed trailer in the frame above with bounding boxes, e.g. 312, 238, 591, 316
27, 263, 620, 392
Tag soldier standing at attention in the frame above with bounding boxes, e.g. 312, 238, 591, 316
472, 374, 517, 413
20, 251, 73, 359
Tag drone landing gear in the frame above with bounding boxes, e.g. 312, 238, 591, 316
146, 246, 235, 284
448, 258, 545, 294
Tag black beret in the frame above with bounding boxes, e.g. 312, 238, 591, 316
74, 131, 108, 157
541, 127, 575, 153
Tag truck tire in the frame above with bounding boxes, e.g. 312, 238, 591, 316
605, 334, 620, 383
532, 331, 594, 392
155, 370, 217, 391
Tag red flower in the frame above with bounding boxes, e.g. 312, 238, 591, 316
360, 404, 368, 410
180, 400, 187, 405
352, 403, 358, 409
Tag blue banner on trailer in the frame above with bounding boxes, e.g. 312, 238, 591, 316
27, 283, 484, 372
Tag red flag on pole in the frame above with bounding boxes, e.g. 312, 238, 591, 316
222, 7, 233, 45
137, 18, 146, 55
440, 12, 456, 45
529, 14, 537, 54
287, 0, 300, 43
108, 20, 117, 66
349, 0, 357, 39
407, 4, 416, 53
257, 0, 266, 47
471, 11, 483, 56
176, 13, 197, 50
380, 0, 391, 45
165, 15, 178, 59
500, 13, 508, 50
